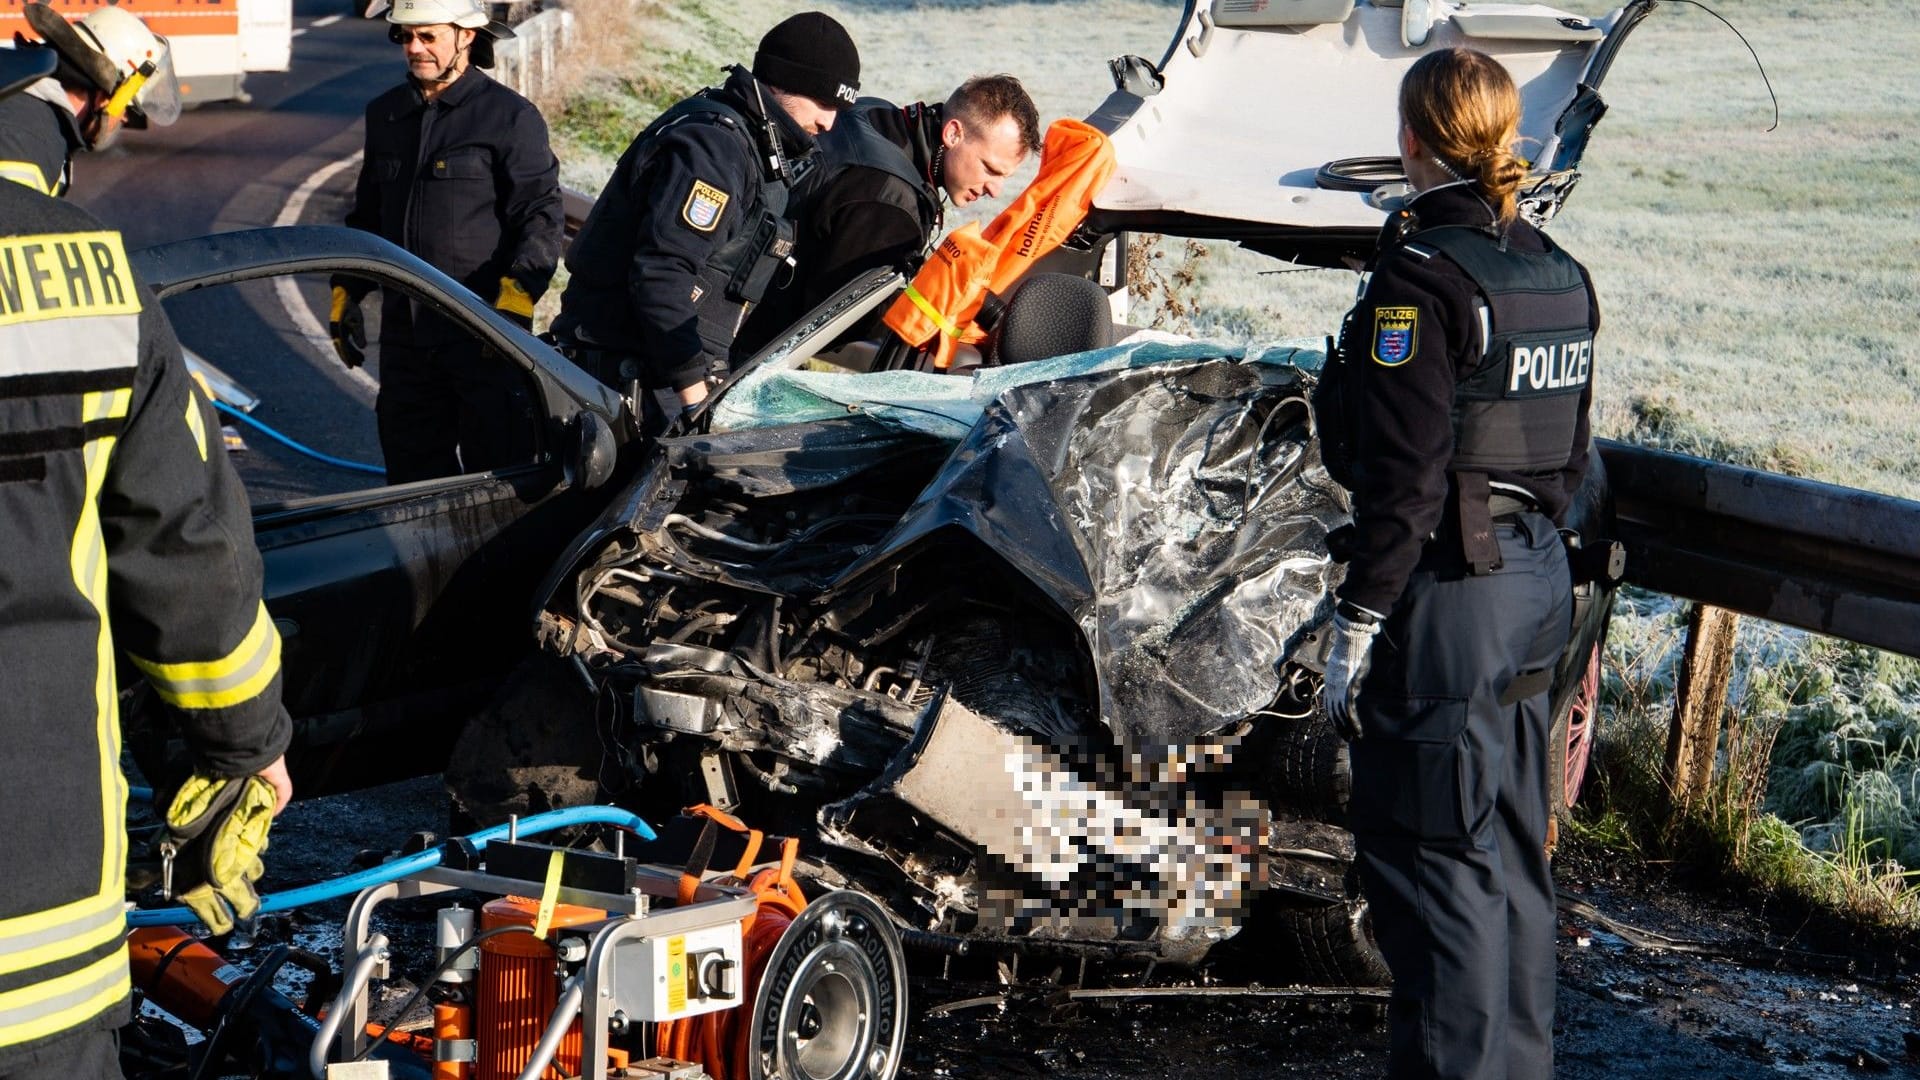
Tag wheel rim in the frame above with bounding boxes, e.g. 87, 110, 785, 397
1563, 642, 1600, 806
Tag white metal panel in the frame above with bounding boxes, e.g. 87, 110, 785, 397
240, 0, 292, 72
1095, 0, 1615, 229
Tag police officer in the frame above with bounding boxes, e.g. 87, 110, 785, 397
0, 46, 292, 1079
551, 11, 861, 424
736, 73, 1041, 354
334, 0, 564, 483
1314, 47, 1598, 1080
0, 3, 182, 197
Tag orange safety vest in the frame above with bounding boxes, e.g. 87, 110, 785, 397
884, 118, 1117, 369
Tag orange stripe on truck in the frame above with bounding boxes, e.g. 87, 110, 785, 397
0, 1, 238, 38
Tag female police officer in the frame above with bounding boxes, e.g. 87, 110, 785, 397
1315, 47, 1599, 1080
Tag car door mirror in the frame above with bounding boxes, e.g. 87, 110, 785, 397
571, 409, 617, 491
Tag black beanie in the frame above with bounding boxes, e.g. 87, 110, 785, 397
752, 11, 860, 108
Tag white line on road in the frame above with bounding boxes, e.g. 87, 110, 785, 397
290, 27, 306, 36
311, 14, 342, 27
274, 151, 379, 402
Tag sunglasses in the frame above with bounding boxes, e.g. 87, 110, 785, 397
388, 26, 452, 45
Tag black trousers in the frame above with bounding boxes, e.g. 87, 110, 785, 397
0, 1025, 120, 1080
376, 338, 538, 485
1349, 512, 1572, 1080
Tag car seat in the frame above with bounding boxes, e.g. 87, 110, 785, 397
984, 273, 1117, 368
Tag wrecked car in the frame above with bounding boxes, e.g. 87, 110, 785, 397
449, 0, 1648, 983
132, 0, 1646, 984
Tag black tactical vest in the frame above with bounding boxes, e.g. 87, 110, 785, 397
793, 98, 943, 257
629, 94, 796, 352
1414, 224, 1593, 476
1314, 221, 1592, 491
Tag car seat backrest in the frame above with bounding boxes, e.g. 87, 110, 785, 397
991, 274, 1117, 367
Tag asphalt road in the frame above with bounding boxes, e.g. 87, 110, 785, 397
71, 0, 397, 502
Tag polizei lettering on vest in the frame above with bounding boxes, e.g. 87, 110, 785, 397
1507, 338, 1592, 395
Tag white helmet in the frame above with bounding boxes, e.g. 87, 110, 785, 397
22, 3, 180, 128
386, 0, 490, 29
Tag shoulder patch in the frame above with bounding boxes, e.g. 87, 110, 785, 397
681, 179, 730, 232
1371, 306, 1418, 366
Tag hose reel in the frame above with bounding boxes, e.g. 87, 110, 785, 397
748, 892, 907, 1080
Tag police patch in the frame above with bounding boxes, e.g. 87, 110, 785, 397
1371, 306, 1418, 366
682, 180, 729, 232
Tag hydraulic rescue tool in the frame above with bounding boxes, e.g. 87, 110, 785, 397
128, 810, 908, 1080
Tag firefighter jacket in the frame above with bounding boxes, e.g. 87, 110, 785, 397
0, 180, 290, 1062
1319, 183, 1599, 615
0, 79, 82, 197
737, 97, 945, 354
551, 66, 815, 391
345, 68, 563, 349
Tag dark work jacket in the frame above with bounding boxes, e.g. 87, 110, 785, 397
1332, 184, 1599, 615
345, 68, 563, 348
737, 98, 944, 356
552, 67, 817, 391
0, 180, 289, 1062
0, 83, 81, 197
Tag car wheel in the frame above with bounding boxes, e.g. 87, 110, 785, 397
1548, 639, 1603, 815
1258, 894, 1390, 988
1262, 709, 1351, 820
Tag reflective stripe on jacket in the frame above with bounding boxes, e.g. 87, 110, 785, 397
0, 181, 290, 1061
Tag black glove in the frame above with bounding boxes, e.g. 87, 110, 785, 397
161, 772, 278, 935
329, 285, 367, 369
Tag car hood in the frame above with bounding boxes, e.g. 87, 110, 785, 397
1084, 0, 1654, 260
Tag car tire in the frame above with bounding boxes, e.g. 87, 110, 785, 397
1257, 894, 1391, 988
1261, 709, 1352, 820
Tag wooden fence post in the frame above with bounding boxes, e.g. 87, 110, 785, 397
1664, 603, 1741, 806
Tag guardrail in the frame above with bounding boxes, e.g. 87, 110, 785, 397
1598, 438, 1920, 659
491, 7, 573, 100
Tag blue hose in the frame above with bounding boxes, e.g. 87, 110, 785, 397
213, 401, 385, 477
128, 805, 658, 927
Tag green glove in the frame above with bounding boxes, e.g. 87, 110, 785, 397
162, 772, 278, 935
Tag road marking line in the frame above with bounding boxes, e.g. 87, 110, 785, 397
274, 151, 379, 401
290, 27, 307, 36
311, 14, 342, 26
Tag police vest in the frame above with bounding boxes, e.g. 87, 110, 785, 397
632, 94, 796, 351
1414, 224, 1593, 477
1313, 222, 1592, 491
795, 98, 943, 258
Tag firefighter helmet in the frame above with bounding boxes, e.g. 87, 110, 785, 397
21, 2, 181, 128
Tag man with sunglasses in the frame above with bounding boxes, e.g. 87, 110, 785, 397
333, 0, 563, 483
551, 12, 861, 428
737, 74, 1042, 357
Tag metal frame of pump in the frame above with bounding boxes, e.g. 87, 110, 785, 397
311, 833, 758, 1080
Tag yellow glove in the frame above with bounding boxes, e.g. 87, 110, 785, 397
329, 285, 367, 369
162, 772, 278, 935
495, 276, 535, 328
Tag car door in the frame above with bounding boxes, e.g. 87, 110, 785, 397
134, 225, 627, 795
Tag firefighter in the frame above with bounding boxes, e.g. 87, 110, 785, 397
0, 2, 182, 197
1314, 47, 1598, 1080
0, 46, 291, 1079
332, 0, 564, 483
550, 11, 861, 426
736, 73, 1042, 355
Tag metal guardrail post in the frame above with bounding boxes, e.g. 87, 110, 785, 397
1664, 603, 1741, 806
